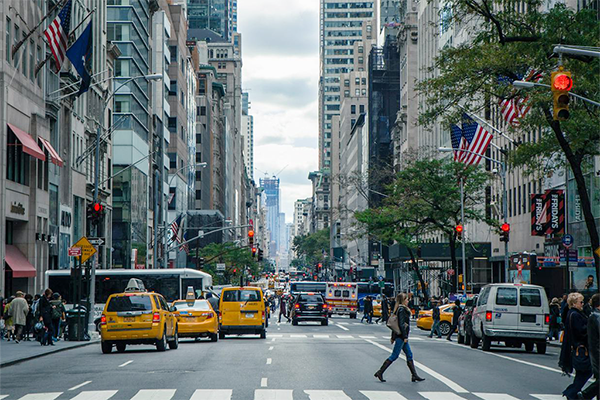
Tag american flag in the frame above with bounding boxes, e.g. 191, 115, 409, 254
179, 232, 189, 254
44, 0, 72, 73
451, 124, 467, 162
459, 114, 493, 166
170, 214, 183, 243
498, 69, 543, 126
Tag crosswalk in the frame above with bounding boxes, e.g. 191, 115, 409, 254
266, 334, 426, 341
1, 389, 564, 400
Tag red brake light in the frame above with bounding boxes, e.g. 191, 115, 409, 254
486, 311, 493, 322
207, 312, 214, 319
545, 314, 550, 324
295, 304, 300, 309
153, 312, 161, 323
322, 304, 327, 309
100, 314, 107, 325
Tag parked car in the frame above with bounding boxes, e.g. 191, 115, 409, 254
471, 283, 549, 354
457, 296, 478, 345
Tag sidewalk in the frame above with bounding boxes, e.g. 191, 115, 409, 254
0, 333, 100, 368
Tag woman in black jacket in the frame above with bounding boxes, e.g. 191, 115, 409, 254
38, 288, 55, 346
560, 292, 592, 398
374, 292, 425, 383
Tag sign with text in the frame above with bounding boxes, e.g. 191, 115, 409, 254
73, 236, 96, 263
531, 190, 564, 236
68, 247, 81, 257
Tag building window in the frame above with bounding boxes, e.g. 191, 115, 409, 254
362, 78, 367, 85
21, 33, 26, 76
355, 77, 360, 85
195, 190, 202, 200
351, 105, 356, 114
200, 106, 206, 116
344, 90, 349, 97
359, 104, 365, 113
29, 40, 34, 81
196, 133, 201, 144
344, 79, 349, 87
5, 17, 10, 63
168, 153, 176, 169
195, 171, 202, 181
13, 24, 18, 68
169, 80, 177, 96
169, 45, 177, 63
168, 117, 177, 133
355, 89, 360, 96
358, 46, 363, 53
361, 89, 366, 96
6, 128, 30, 185
358, 57, 363, 64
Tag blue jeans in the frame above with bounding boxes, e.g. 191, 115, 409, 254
388, 339, 413, 362
429, 320, 441, 337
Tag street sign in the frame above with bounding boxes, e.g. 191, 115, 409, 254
88, 237, 105, 246
74, 236, 96, 263
216, 263, 226, 271
447, 268, 455, 276
562, 234, 574, 249
595, 246, 600, 258
68, 247, 81, 257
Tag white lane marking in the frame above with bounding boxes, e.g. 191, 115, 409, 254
365, 339, 468, 393
70, 391, 118, 400
190, 389, 232, 400
336, 335, 354, 339
119, 360, 134, 368
337, 322, 350, 325
487, 352, 563, 374
531, 396, 564, 400
271, 338, 276, 342
130, 389, 176, 400
359, 335, 377, 339
266, 358, 272, 364
255, 389, 293, 400
0, 396, 8, 400
277, 328, 281, 330
473, 394, 522, 400
335, 324, 349, 331
290, 334, 307, 338
269, 346, 274, 350
261, 378, 268, 387
304, 390, 352, 400
17, 394, 62, 400
314, 334, 330, 338
360, 391, 409, 400
419, 392, 470, 400
408, 337, 425, 341
269, 334, 283, 337
68, 381, 92, 391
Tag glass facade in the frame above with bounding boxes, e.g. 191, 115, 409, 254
188, 0, 229, 39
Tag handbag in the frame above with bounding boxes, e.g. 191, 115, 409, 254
386, 312, 401, 335
572, 344, 591, 371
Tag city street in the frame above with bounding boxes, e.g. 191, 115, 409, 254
0, 313, 569, 400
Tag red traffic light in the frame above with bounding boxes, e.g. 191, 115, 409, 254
318, 263, 322, 268
248, 230, 255, 238
93, 203, 102, 212
501, 223, 510, 232
455, 225, 463, 233
552, 74, 573, 91
252, 247, 257, 254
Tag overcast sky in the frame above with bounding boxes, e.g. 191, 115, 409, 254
238, 0, 319, 223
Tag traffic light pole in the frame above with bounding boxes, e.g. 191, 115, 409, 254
460, 178, 467, 296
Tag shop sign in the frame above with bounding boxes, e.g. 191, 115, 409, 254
6, 190, 28, 221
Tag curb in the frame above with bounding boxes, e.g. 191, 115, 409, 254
0, 340, 99, 368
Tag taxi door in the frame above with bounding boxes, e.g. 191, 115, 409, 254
239, 289, 264, 326
156, 295, 176, 337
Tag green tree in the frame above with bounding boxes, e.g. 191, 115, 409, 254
417, 1, 600, 282
198, 242, 260, 285
355, 156, 495, 297
292, 228, 331, 269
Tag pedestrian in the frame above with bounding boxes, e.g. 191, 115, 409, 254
559, 292, 593, 398
376, 295, 389, 324
373, 292, 425, 383
50, 293, 65, 341
362, 296, 373, 324
577, 293, 599, 399
3, 296, 15, 341
428, 300, 442, 338
38, 288, 55, 346
206, 293, 219, 314
9, 291, 29, 343
446, 299, 462, 341
279, 295, 289, 323
548, 297, 561, 341
24, 294, 34, 340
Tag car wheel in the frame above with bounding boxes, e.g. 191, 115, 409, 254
218, 331, 225, 339
321, 319, 328, 326
101, 341, 112, 354
457, 333, 464, 344
350, 313, 357, 319
292, 319, 298, 326
524, 342, 534, 352
211, 332, 218, 342
464, 333, 471, 346
482, 333, 491, 351
260, 329, 266, 339
439, 321, 451, 336
116, 343, 126, 353
536, 342, 547, 354
470, 334, 480, 348
156, 331, 167, 352
168, 329, 179, 350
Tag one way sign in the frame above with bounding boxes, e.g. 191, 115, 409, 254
88, 237, 105, 246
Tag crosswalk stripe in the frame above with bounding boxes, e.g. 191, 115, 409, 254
190, 389, 232, 400
530, 396, 563, 400
304, 390, 352, 400
17, 393, 62, 400
359, 335, 377, 339
360, 390, 409, 400
336, 335, 354, 339
255, 389, 293, 400
69, 390, 118, 400
337, 322, 350, 325
269, 334, 283, 337
130, 389, 176, 400
290, 334, 307, 338
473, 393, 522, 400
419, 392, 468, 400
313, 334, 330, 338
0, 396, 7, 400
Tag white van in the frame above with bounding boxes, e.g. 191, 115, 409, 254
471, 283, 550, 354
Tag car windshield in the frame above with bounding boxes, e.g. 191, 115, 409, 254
107, 295, 153, 312
222, 290, 261, 302
298, 294, 323, 303
173, 300, 211, 311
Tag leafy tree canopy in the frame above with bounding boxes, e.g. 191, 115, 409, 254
292, 228, 331, 266
199, 242, 260, 285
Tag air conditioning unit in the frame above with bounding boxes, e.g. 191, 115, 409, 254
410, 31, 418, 42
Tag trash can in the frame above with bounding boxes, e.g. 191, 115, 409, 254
66, 308, 87, 341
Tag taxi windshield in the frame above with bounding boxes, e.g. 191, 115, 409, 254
173, 300, 210, 310
107, 295, 153, 312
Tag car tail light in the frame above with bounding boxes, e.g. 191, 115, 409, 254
153, 312, 161, 323
100, 314, 107, 326
486, 311, 493, 322
544, 314, 550, 324
207, 312, 214, 319
322, 304, 327, 309
262, 311, 265, 318
295, 304, 300, 309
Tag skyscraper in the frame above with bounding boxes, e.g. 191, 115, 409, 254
260, 177, 280, 256
188, 0, 231, 40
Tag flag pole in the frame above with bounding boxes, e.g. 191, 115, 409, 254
12, 0, 65, 58
461, 109, 516, 144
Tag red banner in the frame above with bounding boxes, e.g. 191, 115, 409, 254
531, 194, 547, 236
545, 190, 564, 235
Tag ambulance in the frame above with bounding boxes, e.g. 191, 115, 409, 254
325, 282, 358, 318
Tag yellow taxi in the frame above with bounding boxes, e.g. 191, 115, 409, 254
172, 297, 219, 342
373, 300, 382, 318
100, 279, 179, 353
219, 286, 266, 339
416, 303, 456, 335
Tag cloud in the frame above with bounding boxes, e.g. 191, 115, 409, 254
247, 77, 316, 108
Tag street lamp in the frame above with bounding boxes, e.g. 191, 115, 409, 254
512, 80, 600, 107
439, 147, 509, 287
168, 162, 207, 186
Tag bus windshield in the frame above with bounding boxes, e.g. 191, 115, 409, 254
290, 281, 326, 294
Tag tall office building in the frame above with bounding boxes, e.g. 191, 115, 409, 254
318, 1, 376, 169
187, 0, 231, 40
260, 177, 281, 256
242, 92, 254, 181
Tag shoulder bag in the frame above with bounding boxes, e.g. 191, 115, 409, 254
386, 311, 401, 335
570, 313, 591, 371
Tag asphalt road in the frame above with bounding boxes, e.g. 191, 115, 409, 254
0, 312, 575, 400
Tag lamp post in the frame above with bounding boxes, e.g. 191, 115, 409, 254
88, 73, 163, 332
439, 147, 509, 285
512, 80, 600, 107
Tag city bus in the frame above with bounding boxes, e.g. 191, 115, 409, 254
357, 282, 394, 310
45, 268, 213, 325
289, 281, 326, 295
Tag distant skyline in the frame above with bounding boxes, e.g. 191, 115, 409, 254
238, 0, 319, 223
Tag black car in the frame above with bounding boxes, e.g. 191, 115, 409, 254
457, 296, 478, 345
291, 292, 328, 326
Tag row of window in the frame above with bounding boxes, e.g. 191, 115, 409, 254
344, 89, 367, 97
326, 30, 363, 38
325, 12, 374, 19
325, 3, 374, 10
5, 17, 43, 87
324, 21, 364, 28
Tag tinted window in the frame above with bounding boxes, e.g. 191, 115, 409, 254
334, 290, 341, 297
298, 295, 323, 303
290, 282, 326, 293
107, 295, 153, 312
520, 288, 542, 307
496, 288, 518, 306
173, 300, 210, 311
342, 290, 350, 297
222, 290, 261, 302
478, 287, 490, 306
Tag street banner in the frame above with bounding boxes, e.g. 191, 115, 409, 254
545, 190, 564, 235
531, 193, 547, 236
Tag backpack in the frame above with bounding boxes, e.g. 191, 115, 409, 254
51, 304, 62, 320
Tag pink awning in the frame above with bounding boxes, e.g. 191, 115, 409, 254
7, 123, 45, 161
5, 245, 36, 278
39, 137, 64, 167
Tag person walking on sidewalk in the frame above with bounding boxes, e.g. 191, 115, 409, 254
9, 291, 29, 343
362, 296, 373, 324
446, 299, 462, 341
38, 289, 55, 346
373, 292, 425, 383
548, 297, 561, 341
50, 293, 65, 341
3, 296, 15, 341
577, 293, 599, 399
428, 300, 442, 338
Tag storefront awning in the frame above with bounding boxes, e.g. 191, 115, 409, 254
7, 123, 46, 161
5, 245, 37, 278
39, 137, 64, 167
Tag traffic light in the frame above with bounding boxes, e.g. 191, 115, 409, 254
455, 224, 463, 241
252, 247, 257, 257
257, 248, 263, 262
500, 223, 510, 242
87, 202, 104, 225
248, 229, 254, 249
551, 69, 572, 121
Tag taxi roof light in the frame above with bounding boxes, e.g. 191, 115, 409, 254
186, 286, 196, 301
125, 278, 146, 293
